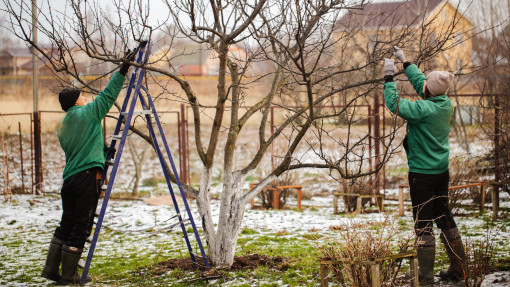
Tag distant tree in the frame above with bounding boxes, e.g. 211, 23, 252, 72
0, 14, 22, 50
127, 137, 150, 196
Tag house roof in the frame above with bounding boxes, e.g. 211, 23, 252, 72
19, 58, 47, 70
169, 44, 214, 67
0, 47, 33, 58
336, 0, 446, 30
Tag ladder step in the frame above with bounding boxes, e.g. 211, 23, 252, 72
78, 259, 85, 269
105, 159, 115, 166
111, 135, 122, 141
121, 110, 153, 116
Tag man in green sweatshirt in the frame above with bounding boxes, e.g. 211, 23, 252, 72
383, 47, 467, 284
41, 50, 136, 285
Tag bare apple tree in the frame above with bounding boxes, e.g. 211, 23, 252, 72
2, 0, 473, 266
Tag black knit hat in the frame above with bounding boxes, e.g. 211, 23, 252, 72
59, 88, 81, 111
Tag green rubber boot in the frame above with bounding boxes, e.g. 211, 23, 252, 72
406, 234, 436, 285
417, 246, 436, 285
439, 228, 467, 281
41, 237, 64, 282
59, 246, 91, 285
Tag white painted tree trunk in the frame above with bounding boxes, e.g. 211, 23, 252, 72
195, 163, 278, 266
196, 165, 216, 254
210, 170, 246, 266
196, 164, 248, 266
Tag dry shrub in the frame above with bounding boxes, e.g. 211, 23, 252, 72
320, 215, 414, 287
258, 172, 300, 209
449, 156, 488, 214
340, 176, 374, 212
463, 226, 496, 287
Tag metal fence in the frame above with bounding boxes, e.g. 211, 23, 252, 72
0, 109, 185, 195
1, 94, 507, 206
0, 113, 34, 198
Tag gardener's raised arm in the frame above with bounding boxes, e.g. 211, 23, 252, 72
83, 49, 138, 122
393, 46, 426, 99
383, 58, 432, 123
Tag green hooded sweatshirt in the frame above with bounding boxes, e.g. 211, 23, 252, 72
58, 72, 126, 180
384, 64, 454, 174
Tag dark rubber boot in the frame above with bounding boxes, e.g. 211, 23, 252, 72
417, 246, 435, 285
41, 237, 64, 282
439, 228, 467, 281
59, 246, 91, 285
406, 234, 435, 285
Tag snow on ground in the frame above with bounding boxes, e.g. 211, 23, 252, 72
0, 193, 383, 236
1, 191, 509, 286
481, 271, 510, 287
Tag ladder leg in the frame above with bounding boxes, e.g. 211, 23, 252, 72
141, 87, 209, 267
136, 90, 201, 265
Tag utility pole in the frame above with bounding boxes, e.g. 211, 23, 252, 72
32, 0, 42, 194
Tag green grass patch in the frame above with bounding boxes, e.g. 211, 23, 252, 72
241, 227, 258, 235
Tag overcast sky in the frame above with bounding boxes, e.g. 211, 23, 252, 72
0, 0, 508, 47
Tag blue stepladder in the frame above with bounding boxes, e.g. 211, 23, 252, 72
80, 40, 210, 285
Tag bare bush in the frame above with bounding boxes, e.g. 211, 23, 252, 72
339, 176, 373, 213
449, 156, 489, 214
463, 225, 496, 287
257, 172, 298, 209
320, 216, 414, 286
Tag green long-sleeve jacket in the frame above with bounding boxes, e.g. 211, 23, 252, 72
58, 72, 126, 180
384, 64, 454, 174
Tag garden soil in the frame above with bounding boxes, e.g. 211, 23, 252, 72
152, 254, 288, 275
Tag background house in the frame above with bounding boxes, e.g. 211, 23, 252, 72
335, 0, 473, 92
0, 47, 33, 75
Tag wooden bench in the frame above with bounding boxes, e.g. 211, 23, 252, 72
249, 183, 303, 211
398, 182, 487, 216
320, 251, 419, 287
333, 193, 384, 214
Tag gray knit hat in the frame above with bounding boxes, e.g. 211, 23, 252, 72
426, 71, 454, 96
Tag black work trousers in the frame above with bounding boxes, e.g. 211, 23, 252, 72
54, 167, 101, 249
409, 170, 457, 238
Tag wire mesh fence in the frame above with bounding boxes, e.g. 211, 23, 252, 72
0, 109, 184, 196
1, 93, 506, 209
0, 113, 34, 197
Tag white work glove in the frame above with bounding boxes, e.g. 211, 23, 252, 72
393, 46, 406, 62
384, 58, 395, 76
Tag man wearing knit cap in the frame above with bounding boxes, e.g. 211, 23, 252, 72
41, 47, 139, 285
383, 47, 466, 285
